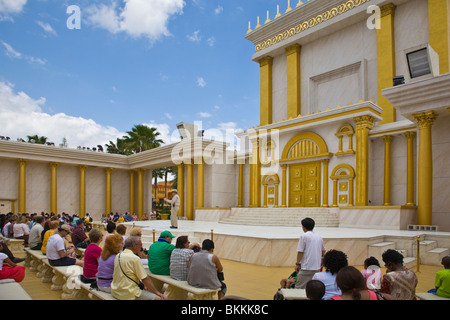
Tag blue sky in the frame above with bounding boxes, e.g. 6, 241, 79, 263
0, 0, 292, 149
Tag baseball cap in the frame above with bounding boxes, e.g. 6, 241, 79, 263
160, 230, 175, 238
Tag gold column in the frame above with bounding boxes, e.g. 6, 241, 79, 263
259, 56, 273, 126
186, 163, 194, 220
238, 164, 243, 207
249, 156, 254, 207
79, 165, 88, 218
377, 4, 397, 124
348, 177, 354, 207
137, 168, 145, 220
404, 131, 416, 206
129, 170, 135, 214
286, 44, 301, 119
10, 200, 15, 214
256, 138, 261, 207
382, 135, 394, 206
274, 183, 279, 208
321, 159, 329, 207
105, 168, 113, 215
428, 0, 450, 74
354, 116, 375, 206
263, 184, 268, 208
331, 179, 338, 207
49, 162, 58, 214
17, 159, 27, 213
196, 160, 204, 209
413, 111, 438, 225
177, 163, 185, 217
281, 164, 287, 207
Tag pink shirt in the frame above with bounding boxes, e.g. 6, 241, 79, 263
83, 243, 102, 278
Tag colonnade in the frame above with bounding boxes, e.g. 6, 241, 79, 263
14, 159, 206, 221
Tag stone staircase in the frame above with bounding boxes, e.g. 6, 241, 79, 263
368, 238, 449, 267
218, 207, 339, 227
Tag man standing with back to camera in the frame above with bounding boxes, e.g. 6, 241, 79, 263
295, 217, 326, 289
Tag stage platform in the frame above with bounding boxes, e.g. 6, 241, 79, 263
123, 219, 450, 268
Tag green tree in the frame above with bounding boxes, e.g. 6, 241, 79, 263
27, 134, 48, 144
105, 137, 132, 155
123, 124, 164, 154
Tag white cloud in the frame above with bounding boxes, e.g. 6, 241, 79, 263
207, 36, 215, 47
1, 41, 46, 65
197, 77, 206, 87
198, 112, 211, 118
0, 0, 27, 13
164, 113, 173, 119
0, 81, 125, 148
186, 30, 201, 42
85, 0, 185, 42
214, 5, 223, 15
36, 20, 57, 36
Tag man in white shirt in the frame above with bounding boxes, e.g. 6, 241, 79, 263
29, 216, 45, 250
46, 224, 83, 267
294, 217, 326, 289
164, 189, 180, 229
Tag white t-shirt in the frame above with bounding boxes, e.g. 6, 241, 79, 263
0, 252, 7, 270
296, 231, 325, 270
13, 223, 29, 237
46, 233, 66, 260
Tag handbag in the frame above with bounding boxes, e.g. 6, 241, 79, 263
118, 253, 145, 290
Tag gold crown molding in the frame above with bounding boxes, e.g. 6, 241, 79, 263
254, 0, 372, 52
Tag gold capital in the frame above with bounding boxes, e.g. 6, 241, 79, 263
354, 115, 375, 130
259, 56, 273, 67
413, 111, 438, 129
380, 3, 396, 17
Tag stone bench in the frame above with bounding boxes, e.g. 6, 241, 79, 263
0, 279, 32, 300
23, 248, 48, 279
78, 282, 117, 300
146, 270, 220, 300
279, 288, 308, 300
416, 292, 450, 300
1, 236, 24, 254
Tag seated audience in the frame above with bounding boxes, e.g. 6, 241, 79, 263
148, 230, 175, 275
434, 255, 450, 298
103, 222, 116, 246
0, 241, 25, 283
330, 266, 394, 300
361, 256, 382, 289
111, 236, 166, 300
41, 220, 59, 255
46, 224, 83, 267
170, 236, 200, 281
28, 215, 45, 250
311, 249, 348, 299
116, 224, 128, 247
129, 227, 148, 263
380, 249, 417, 300
188, 239, 226, 299
97, 234, 123, 293
13, 216, 29, 247
71, 219, 89, 248
81, 228, 103, 283
306, 279, 326, 300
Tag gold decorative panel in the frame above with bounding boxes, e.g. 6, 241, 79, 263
339, 182, 348, 191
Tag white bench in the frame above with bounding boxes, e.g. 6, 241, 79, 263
0, 279, 32, 300
78, 282, 117, 300
279, 288, 308, 300
23, 248, 49, 280
1, 236, 24, 254
146, 270, 220, 300
416, 292, 450, 300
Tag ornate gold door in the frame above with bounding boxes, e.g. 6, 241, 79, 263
289, 162, 321, 207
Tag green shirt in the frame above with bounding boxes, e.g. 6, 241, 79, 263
435, 269, 450, 298
148, 239, 175, 275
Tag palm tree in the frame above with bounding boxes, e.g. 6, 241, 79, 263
105, 137, 132, 155
27, 134, 47, 144
123, 124, 164, 154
